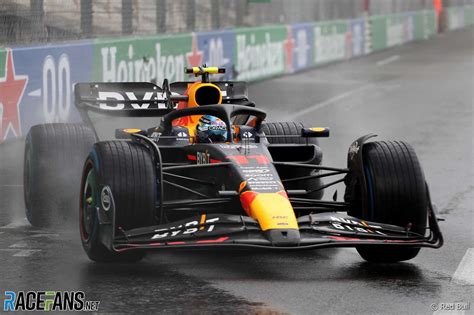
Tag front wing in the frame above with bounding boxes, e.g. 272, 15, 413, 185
99, 207, 443, 252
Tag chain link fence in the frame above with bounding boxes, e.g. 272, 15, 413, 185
1, 0, 472, 45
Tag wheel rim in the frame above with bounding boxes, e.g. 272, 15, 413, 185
80, 164, 98, 242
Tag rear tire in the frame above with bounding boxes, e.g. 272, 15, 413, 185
261, 122, 323, 200
80, 141, 157, 263
24, 124, 96, 227
354, 141, 428, 263
261, 122, 318, 145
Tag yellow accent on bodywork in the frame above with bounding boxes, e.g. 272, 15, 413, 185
248, 193, 298, 231
310, 127, 326, 132
187, 83, 222, 106
189, 67, 221, 74
123, 128, 142, 134
199, 214, 206, 230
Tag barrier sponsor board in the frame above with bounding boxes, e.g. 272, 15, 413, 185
350, 19, 365, 57
94, 34, 193, 84
234, 26, 287, 81
1, 43, 94, 140
445, 5, 474, 30
313, 20, 349, 65
1, 7, 470, 142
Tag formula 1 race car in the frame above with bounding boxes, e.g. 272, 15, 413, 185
24, 66, 443, 263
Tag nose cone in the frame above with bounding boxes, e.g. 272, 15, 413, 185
265, 229, 301, 246
240, 191, 301, 246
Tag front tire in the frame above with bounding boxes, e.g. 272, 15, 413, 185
80, 141, 157, 262
353, 141, 428, 263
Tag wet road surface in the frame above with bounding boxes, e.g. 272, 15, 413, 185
0, 28, 473, 314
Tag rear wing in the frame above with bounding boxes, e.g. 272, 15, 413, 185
74, 80, 250, 117
74, 82, 185, 117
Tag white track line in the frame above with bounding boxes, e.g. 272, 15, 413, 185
0, 219, 29, 229
9, 242, 28, 248
287, 83, 373, 120
0, 248, 41, 257
376, 55, 400, 66
30, 233, 59, 238
452, 248, 474, 285
12, 249, 41, 257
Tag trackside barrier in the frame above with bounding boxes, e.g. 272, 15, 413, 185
0, 6, 472, 142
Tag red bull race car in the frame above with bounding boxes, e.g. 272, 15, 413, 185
23, 66, 443, 263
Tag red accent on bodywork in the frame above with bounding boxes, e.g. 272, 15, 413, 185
227, 155, 249, 164
248, 155, 270, 164
167, 241, 186, 245
277, 190, 288, 199
327, 236, 363, 241
240, 191, 259, 216
226, 155, 270, 165
196, 236, 229, 244
384, 239, 420, 243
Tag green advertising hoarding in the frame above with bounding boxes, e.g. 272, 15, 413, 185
93, 33, 194, 84
234, 26, 288, 81
313, 20, 349, 65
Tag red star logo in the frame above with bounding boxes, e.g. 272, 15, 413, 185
186, 33, 203, 67
0, 49, 28, 140
284, 27, 295, 73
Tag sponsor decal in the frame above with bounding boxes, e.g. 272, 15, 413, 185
242, 131, 253, 138
151, 217, 219, 239
348, 141, 359, 160
329, 216, 386, 235
96, 90, 167, 110
100, 186, 112, 211
218, 144, 258, 149
196, 151, 210, 165
241, 166, 281, 191
176, 131, 188, 140
3, 291, 99, 312
0, 50, 28, 140
150, 131, 161, 140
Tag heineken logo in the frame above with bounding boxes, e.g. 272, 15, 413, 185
236, 32, 284, 81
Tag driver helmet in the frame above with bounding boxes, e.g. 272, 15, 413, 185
196, 115, 228, 143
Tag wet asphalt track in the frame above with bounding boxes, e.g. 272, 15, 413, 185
0, 28, 473, 314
